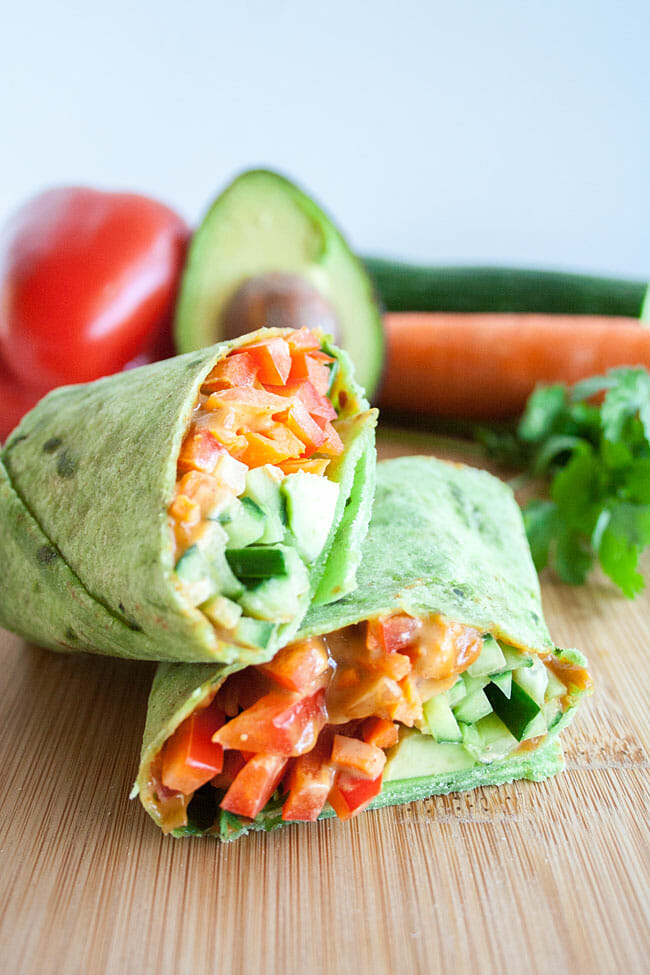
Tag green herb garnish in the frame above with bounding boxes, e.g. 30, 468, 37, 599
479, 367, 650, 597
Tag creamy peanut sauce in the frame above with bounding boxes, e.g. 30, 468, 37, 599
321, 615, 482, 725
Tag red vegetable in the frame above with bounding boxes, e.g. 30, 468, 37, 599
328, 771, 383, 820
0, 186, 188, 440
220, 753, 288, 819
161, 700, 225, 795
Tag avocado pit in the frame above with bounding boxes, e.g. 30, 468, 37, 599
222, 273, 340, 341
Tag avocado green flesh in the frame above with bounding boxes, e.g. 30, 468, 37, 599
174, 169, 384, 398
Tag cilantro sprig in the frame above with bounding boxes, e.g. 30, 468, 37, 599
479, 368, 650, 598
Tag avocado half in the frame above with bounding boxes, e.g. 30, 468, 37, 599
174, 169, 384, 398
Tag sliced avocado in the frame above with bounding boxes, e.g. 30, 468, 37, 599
383, 730, 476, 782
174, 169, 384, 397
281, 470, 339, 564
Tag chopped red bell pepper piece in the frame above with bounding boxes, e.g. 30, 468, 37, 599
367, 614, 421, 655
328, 771, 383, 820
220, 753, 288, 819
214, 688, 327, 756
282, 733, 334, 821
161, 699, 225, 795
259, 639, 331, 694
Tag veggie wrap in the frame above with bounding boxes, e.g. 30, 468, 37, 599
0, 327, 377, 663
135, 457, 592, 837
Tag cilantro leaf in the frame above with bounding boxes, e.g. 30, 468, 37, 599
477, 366, 650, 597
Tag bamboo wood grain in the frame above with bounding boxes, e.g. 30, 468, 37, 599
0, 438, 648, 975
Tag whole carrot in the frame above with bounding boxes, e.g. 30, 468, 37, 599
379, 312, 650, 420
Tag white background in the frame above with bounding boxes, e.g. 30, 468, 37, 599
1, 0, 648, 277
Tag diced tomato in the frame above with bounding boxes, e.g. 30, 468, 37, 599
278, 457, 330, 476
361, 717, 399, 749
328, 771, 383, 820
161, 700, 226, 795
259, 638, 331, 693
235, 337, 292, 385
327, 673, 402, 724
288, 351, 332, 394
237, 425, 304, 468
286, 327, 321, 353
214, 688, 327, 756
201, 352, 258, 392
331, 735, 386, 780
282, 734, 334, 821
220, 753, 288, 819
312, 417, 344, 456
177, 429, 225, 475
210, 749, 247, 790
367, 614, 421, 655
276, 399, 327, 455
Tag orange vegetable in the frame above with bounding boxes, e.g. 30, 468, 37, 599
281, 733, 334, 821
361, 717, 399, 749
380, 312, 650, 420
259, 638, 331, 693
235, 337, 292, 385
200, 352, 258, 391
331, 735, 387, 780
328, 771, 382, 820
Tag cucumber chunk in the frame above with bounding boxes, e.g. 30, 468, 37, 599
453, 687, 493, 724
499, 642, 533, 669
201, 594, 243, 630
462, 713, 518, 763
232, 616, 276, 649
544, 668, 567, 702
490, 670, 512, 698
513, 656, 548, 707
423, 695, 463, 742
226, 545, 289, 579
218, 496, 266, 548
175, 546, 218, 606
447, 677, 467, 707
238, 549, 309, 621
467, 634, 507, 677
484, 681, 541, 741
245, 466, 287, 544
281, 470, 339, 563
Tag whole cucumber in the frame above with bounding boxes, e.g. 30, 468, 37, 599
363, 257, 649, 318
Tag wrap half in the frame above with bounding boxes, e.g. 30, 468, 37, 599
135, 457, 592, 837
0, 327, 377, 663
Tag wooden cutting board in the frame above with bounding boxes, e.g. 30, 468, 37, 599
1, 436, 648, 975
